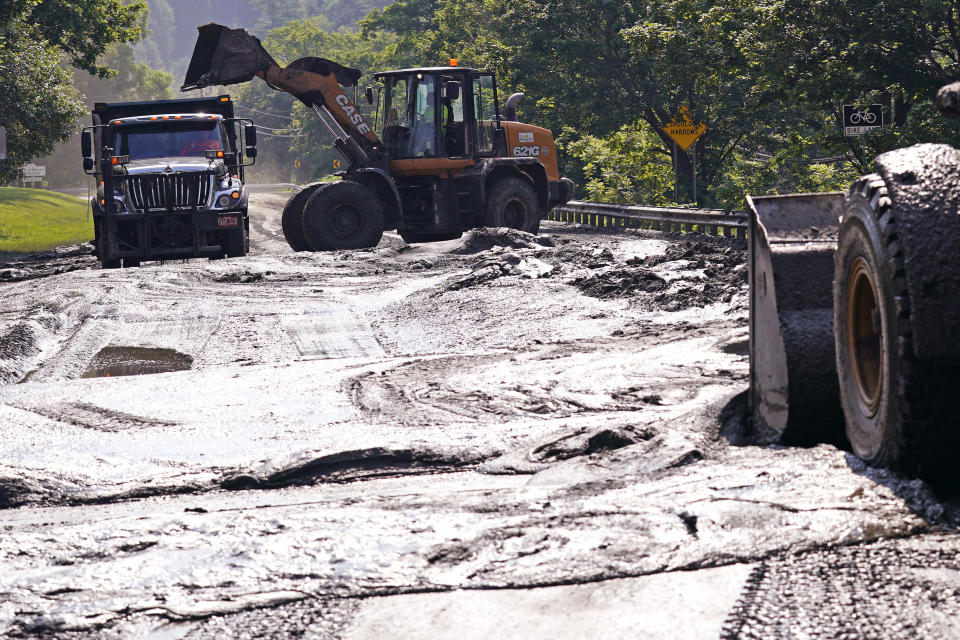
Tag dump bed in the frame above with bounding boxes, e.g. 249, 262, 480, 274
93, 96, 235, 122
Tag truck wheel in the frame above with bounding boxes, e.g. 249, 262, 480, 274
281, 183, 324, 251
226, 224, 246, 258
485, 177, 541, 234
301, 181, 383, 251
399, 230, 462, 244
835, 175, 960, 486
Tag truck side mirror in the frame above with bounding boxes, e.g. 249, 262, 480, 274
444, 81, 461, 101
244, 124, 257, 148
81, 131, 92, 159
84, 158, 95, 171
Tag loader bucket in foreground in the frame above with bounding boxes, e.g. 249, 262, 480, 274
182, 23, 277, 91
747, 193, 846, 446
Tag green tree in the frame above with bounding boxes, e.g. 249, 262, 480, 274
738, 0, 960, 172
0, 0, 147, 183
40, 44, 174, 188
564, 124, 675, 206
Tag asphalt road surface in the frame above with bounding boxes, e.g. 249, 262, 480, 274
1, 189, 959, 639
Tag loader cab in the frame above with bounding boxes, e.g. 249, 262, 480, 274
374, 67, 501, 161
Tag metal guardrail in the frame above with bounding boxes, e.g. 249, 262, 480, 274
549, 201, 748, 237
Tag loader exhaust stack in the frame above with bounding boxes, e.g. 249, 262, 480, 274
747, 193, 846, 445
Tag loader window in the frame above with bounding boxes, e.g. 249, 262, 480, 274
380, 74, 441, 159
440, 76, 467, 157
408, 75, 438, 157
473, 74, 498, 155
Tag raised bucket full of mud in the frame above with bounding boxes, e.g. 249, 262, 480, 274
747, 193, 846, 445
181, 23, 278, 91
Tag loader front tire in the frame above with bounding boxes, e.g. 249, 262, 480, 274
485, 177, 541, 234
836, 175, 960, 488
302, 181, 383, 251
282, 183, 324, 252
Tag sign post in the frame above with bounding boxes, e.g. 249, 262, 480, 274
0, 126, 6, 161
662, 106, 707, 203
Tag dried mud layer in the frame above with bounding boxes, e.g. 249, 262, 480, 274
1, 192, 959, 639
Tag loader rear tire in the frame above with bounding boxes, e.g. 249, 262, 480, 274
282, 183, 324, 252
302, 181, 383, 251
485, 177, 541, 234
836, 175, 960, 488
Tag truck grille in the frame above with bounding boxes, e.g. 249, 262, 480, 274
127, 174, 211, 211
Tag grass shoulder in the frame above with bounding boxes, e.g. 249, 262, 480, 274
0, 187, 93, 254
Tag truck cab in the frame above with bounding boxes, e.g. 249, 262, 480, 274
82, 95, 257, 267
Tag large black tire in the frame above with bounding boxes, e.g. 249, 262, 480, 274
485, 177, 541, 234
301, 181, 383, 251
398, 230, 462, 244
835, 175, 960, 488
281, 183, 324, 251
225, 224, 247, 258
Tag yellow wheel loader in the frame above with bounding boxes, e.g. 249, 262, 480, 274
748, 84, 960, 489
181, 24, 574, 251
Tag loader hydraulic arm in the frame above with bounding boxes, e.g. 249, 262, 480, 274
182, 23, 382, 171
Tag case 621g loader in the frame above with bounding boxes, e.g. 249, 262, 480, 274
748, 83, 960, 490
181, 24, 574, 251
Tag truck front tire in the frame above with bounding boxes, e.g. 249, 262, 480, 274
301, 181, 383, 251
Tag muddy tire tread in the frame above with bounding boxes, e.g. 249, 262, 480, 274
282, 183, 324, 252
842, 174, 960, 487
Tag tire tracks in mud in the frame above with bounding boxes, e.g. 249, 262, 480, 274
9, 401, 176, 432
345, 329, 732, 426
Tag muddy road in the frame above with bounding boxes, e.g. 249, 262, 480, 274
1, 190, 960, 639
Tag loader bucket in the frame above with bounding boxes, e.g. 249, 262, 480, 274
747, 193, 846, 445
181, 23, 278, 91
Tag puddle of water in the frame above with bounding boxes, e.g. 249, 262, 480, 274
81, 346, 193, 378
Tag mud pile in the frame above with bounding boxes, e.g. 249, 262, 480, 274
447, 227, 555, 255
573, 268, 667, 298
571, 237, 747, 310
0, 243, 97, 282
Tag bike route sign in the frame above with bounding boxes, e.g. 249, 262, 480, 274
842, 104, 884, 136
662, 106, 707, 151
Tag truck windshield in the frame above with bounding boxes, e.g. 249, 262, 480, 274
115, 121, 224, 160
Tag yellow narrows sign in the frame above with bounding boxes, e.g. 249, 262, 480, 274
662, 106, 706, 151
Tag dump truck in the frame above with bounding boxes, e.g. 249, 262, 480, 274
81, 96, 258, 267
180, 24, 574, 251
748, 83, 960, 489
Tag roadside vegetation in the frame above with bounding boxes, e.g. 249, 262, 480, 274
0, 188, 93, 254
5, 0, 960, 210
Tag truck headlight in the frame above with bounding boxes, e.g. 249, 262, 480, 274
217, 194, 232, 208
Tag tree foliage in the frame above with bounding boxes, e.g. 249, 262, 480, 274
134, 0, 960, 205
0, 0, 148, 183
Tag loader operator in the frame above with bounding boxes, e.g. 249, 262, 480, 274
408, 77, 436, 157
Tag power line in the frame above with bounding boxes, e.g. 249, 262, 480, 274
234, 104, 294, 121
